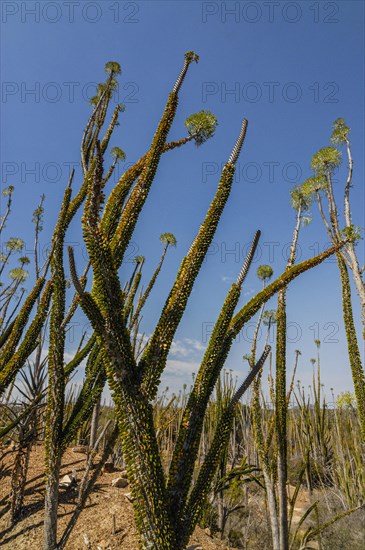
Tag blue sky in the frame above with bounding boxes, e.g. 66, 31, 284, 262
1, 0, 364, 400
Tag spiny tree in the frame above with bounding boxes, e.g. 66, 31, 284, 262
299, 118, 365, 440
250, 265, 274, 364
249, 182, 312, 550
6, 196, 49, 526
58, 67, 221, 461
1, 53, 347, 550
0, 222, 53, 399
275, 183, 312, 550
42, 52, 222, 549
67, 53, 344, 549
263, 309, 277, 326
8, 355, 47, 525
0, 185, 15, 234
0, 236, 28, 321
128, 233, 177, 338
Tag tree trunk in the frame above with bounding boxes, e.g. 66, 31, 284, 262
275, 207, 302, 550
44, 455, 62, 549
345, 245, 365, 338
43, 185, 70, 549
111, 383, 179, 549
263, 470, 280, 550
276, 290, 289, 550
9, 441, 31, 525
217, 489, 224, 539
89, 396, 101, 449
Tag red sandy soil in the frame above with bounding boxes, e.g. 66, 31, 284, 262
0, 445, 235, 549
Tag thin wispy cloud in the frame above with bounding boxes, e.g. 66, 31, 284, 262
160, 359, 201, 395
243, 288, 255, 297
169, 338, 206, 359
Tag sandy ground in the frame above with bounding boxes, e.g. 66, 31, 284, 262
0, 445, 234, 549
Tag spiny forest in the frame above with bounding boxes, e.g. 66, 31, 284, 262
1, 53, 364, 550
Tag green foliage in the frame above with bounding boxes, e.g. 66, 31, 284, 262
110, 146, 126, 162
32, 203, 44, 231
290, 184, 312, 212
97, 79, 118, 94
90, 78, 119, 105
160, 232, 177, 247
301, 175, 328, 196
9, 268, 29, 282
256, 264, 273, 282
2, 185, 14, 197
185, 50, 199, 63
184, 110, 218, 145
311, 146, 341, 175
263, 309, 277, 325
5, 238, 24, 252
214, 457, 262, 494
330, 117, 350, 145
110, 90, 179, 268
336, 391, 356, 410
0, 278, 52, 395
341, 224, 363, 243
104, 61, 121, 75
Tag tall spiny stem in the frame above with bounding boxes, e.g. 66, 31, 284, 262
44, 181, 72, 550
140, 119, 249, 401
167, 231, 260, 519
179, 346, 271, 548
111, 52, 198, 269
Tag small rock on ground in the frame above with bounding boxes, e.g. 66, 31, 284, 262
111, 477, 129, 488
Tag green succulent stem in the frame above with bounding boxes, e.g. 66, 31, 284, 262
167, 231, 260, 519
179, 346, 270, 548
44, 184, 72, 550
110, 53, 197, 270
229, 242, 344, 338
338, 256, 365, 440
0, 277, 50, 395
139, 162, 238, 400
